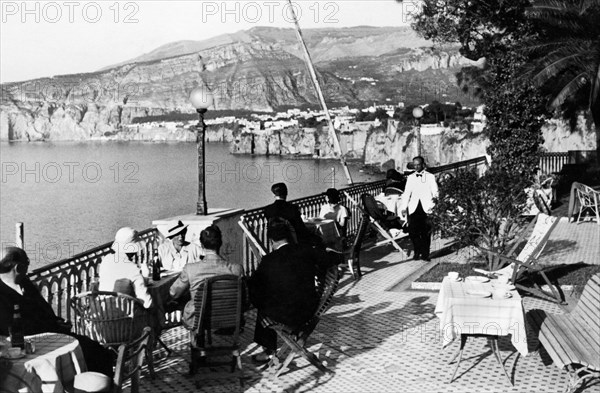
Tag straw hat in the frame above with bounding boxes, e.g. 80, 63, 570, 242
165, 221, 188, 239
111, 227, 141, 254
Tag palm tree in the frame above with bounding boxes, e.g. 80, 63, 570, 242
523, 0, 600, 155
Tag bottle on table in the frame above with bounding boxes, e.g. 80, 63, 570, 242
10, 304, 25, 350
152, 248, 161, 281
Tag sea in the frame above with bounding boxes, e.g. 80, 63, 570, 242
0, 141, 378, 269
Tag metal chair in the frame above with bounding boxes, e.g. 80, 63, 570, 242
189, 275, 244, 384
576, 184, 600, 224
70, 291, 156, 377
260, 264, 340, 378
73, 327, 152, 393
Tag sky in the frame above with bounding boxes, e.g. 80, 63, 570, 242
0, 0, 420, 83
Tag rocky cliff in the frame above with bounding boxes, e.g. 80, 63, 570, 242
1, 26, 479, 142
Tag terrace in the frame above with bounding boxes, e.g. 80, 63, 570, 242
136, 219, 599, 393
21, 155, 600, 393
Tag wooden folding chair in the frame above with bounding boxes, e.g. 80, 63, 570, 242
474, 213, 565, 304
260, 264, 340, 378
189, 275, 244, 385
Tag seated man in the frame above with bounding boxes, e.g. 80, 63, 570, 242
98, 227, 152, 308
264, 182, 312, 245
169, 225, 244, 330
319, 188, 350, 237
0, 247, 114, 376
249, 217, 335, 362
158, 220, 204, 271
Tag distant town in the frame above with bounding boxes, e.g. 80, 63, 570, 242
126, 102, 487, 138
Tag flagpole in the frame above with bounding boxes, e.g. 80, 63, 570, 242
286, 0, 353, 185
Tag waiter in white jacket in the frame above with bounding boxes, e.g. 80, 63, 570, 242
400, 156, 439, 261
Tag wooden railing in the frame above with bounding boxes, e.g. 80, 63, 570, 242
27, 228, 159, 328
429, 156, 488, 177
539, 152, 569, 175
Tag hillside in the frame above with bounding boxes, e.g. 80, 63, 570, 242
0, 26, 480, 141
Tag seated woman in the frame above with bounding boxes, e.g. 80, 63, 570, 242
158, 221, 204, 271
0, 247, 114, 376
319, 188, 350, 240
98, 227, 152, 308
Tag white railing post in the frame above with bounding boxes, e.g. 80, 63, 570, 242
16, 222, 24, 249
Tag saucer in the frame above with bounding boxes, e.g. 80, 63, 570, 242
466, 289, 492, 298
466, 276, 490, 283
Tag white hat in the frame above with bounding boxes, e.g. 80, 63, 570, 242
111, 227, 141, 254
165, 221, 188, 239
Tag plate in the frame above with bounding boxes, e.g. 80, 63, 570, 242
466, 290, 492, 298
466, 276, 490, 283
0, 350, 26, 359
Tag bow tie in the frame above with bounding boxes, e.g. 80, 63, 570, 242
416, 174, 423, 178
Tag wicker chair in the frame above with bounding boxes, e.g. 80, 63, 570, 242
260, 264, 340, 378
70, 291, 155, 377
73, 327, 152, 393
189, 275, 244, 384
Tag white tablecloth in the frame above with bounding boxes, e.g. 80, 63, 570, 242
374, 194, 403, 216
0, 333, 87, 393
435, 277, 529, 356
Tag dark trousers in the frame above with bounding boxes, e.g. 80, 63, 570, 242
254, 313, 278, 352
408, 202, 432, 259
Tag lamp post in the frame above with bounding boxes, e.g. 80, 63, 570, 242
189, 86, 214, 215
412, 106, 424, 157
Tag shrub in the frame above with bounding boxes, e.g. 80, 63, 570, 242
431, 167, 529, 270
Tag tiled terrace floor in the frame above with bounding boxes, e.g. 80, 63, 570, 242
136, 222, 600, 393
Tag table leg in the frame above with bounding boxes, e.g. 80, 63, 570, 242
449, 334, 468, 383
489, 337, 513, 386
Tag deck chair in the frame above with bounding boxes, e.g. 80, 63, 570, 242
70, 291, 156, 378
189, 275, 244, 385
73, 327, 152, 393
346, 192, 407, 253
260, 264, 340, 378
474, 213, 564, 303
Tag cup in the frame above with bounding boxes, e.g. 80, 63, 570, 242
496, 275, 509, 285
447, 272, 459, 281
494, 289, 508, 299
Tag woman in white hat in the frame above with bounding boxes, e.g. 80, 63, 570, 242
158, 221, 204, 272
98, 227, 153, 308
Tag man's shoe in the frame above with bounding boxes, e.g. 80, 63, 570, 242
422, 256, 431, 262
251, 352, 273, 365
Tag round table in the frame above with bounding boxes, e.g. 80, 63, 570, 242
0, 333, 87, 393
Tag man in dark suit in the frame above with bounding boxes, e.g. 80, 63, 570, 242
249, 217, 333, 362
264, 182, 311, 244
